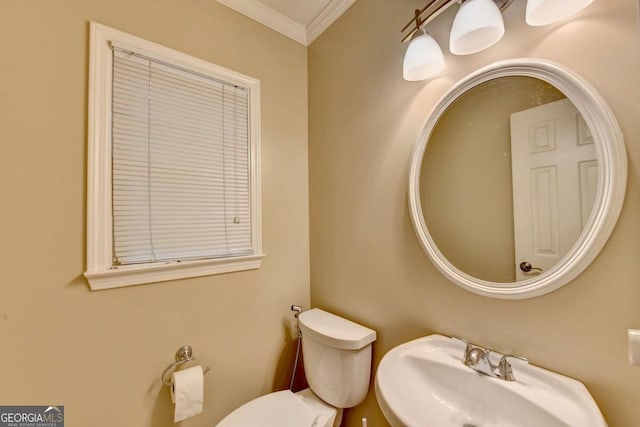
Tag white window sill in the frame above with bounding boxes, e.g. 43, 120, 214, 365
84, 253, 265, 290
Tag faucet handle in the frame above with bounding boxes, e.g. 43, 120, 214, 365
498, 354, 529, 366
497, 354, 529, 381
450, 336, 473, 359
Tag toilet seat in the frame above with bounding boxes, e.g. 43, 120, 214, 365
216, 390, 316, 427
216, 389, 337, 427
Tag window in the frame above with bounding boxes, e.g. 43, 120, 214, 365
85, 22, 263, 290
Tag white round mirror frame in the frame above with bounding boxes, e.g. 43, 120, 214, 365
408, 58, 627, 299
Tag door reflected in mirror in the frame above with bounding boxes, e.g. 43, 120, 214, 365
420, 76, 598, 283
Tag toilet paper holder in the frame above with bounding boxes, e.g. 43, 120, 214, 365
162, 345, 211, 386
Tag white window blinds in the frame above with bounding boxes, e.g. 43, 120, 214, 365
111, 47, 252, 266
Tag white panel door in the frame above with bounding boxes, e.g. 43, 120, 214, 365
510, 99, 598, 281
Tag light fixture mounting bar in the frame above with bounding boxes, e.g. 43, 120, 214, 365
401, 0, 440, 33
401, 0, 515, 43
494, 0, 515, 10
401, 0, 453, 43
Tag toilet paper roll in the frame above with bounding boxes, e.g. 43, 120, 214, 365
171, 365, 204, 422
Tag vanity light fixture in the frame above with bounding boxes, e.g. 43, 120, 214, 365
402, 0, 596, 81
403, 10, 445, 81
449, 0, 505, 55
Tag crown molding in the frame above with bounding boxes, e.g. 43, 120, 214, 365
216, 0, 356, 46
306, 0, 357, 45
216, 0, 308, 45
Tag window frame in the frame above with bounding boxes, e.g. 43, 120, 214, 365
85, 22, 263, 290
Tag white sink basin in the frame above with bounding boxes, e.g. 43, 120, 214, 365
375, 334, 607, 427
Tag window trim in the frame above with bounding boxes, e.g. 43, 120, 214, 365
85, 22, 263, 290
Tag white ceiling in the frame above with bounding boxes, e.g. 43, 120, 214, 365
216, 0, 357, 46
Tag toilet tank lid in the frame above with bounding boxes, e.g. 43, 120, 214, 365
298, 308, 376, 350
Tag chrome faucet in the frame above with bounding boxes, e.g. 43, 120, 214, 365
451, 336, 528, 382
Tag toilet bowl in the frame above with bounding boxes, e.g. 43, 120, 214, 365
216, 308, 376, 427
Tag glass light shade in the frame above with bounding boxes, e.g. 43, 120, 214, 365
402, 30, 445, 81
526, 0, 595, 26
449, 0, 505, 55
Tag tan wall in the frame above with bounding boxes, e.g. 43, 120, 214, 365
422, 76, 565, 283
0, 1, 309, 426
309, 0, 640, 426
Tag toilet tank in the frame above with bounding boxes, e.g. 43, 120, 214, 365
298, 309, 377, 408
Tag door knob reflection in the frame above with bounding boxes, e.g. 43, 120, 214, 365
519, 262, 543, 273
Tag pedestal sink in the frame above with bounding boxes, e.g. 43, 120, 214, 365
375, 335, 607, 427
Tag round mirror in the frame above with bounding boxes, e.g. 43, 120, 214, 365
408, 59, 626, 299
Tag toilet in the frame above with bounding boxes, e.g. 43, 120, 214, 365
217, 308, 377, 427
